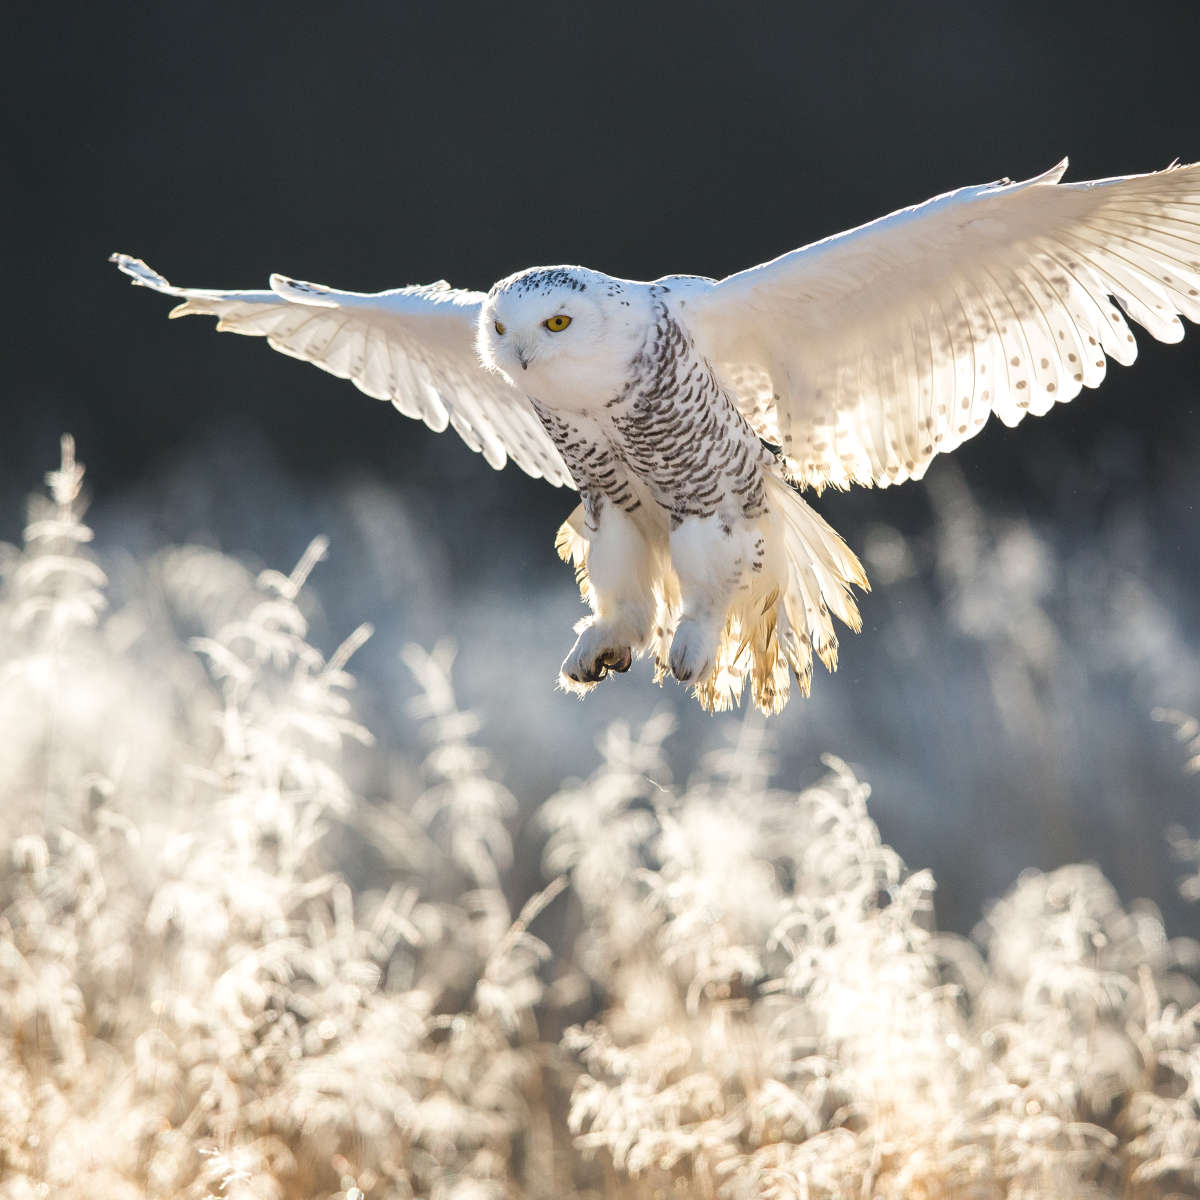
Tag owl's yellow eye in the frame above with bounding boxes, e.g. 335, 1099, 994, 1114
493, 320, 506, 336
543, 314, 572, 333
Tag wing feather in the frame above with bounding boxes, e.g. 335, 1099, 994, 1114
110, 254, 573, 488
683, 160, 1200, 489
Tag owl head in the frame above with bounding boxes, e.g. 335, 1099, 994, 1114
477, 266, 644, 409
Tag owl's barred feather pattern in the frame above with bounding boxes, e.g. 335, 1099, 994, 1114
112, 158, 1200, 713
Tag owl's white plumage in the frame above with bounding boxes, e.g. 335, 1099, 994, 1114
477, 266, 641, 406
112, 158, 1200, 713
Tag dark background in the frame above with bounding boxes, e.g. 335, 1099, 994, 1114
10, 2, 1200, 524
5, 1, 1200, 931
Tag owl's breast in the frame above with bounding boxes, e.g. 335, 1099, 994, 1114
528, 291, 772, 527
608, 306, 774, 526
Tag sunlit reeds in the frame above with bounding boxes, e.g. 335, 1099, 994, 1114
0, 439, 1196, 1198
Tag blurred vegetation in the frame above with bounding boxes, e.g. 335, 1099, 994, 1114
0, 439, 1197, 1198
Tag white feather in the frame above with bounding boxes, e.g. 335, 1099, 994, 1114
109, 254, 573, 487
683, 160, 1200, 489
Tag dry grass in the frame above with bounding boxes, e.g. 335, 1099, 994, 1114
0, 438, 1197, 1199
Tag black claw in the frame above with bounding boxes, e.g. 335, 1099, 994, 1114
566, 644, 633, 686
670, 655, 693, 682
600, 647, 632, 674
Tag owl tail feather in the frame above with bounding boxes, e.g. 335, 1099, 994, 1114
555, 476, 869, 716
720, 472, 869, 714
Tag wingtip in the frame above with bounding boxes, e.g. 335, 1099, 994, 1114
110, 251, 144, 273
110, 252, 173, 291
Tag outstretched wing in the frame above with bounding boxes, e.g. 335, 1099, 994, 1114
681, 161, 1200, 490
111, 254, 573, 487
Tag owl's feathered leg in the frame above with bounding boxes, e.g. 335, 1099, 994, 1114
667, 513, 762, 685
556, 480, 867, 714
556, 501, 659, 693
664, 475, 869, 714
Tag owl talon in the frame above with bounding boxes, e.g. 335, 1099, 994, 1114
603, 646, 632, 673
562, 626, 633, 686
669, 618, 716, 685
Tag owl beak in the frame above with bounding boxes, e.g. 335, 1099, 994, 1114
515, 346, 531, 370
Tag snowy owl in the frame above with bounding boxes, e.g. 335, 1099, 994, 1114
113, 159, 1200, 714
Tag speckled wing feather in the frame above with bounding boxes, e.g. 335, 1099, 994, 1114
110, 254, 574, 487
682, 161, 1200, 490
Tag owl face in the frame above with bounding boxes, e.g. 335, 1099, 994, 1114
478, 267, 643, 410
